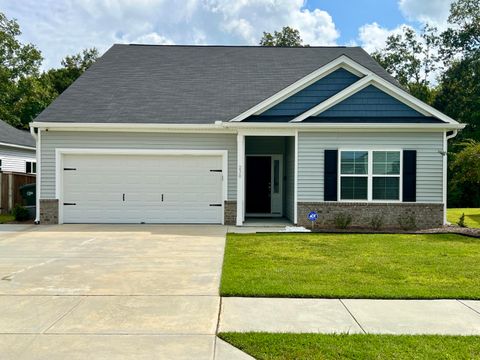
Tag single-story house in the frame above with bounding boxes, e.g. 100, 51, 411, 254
0, 120, 36, 174
30, 45, 464, 227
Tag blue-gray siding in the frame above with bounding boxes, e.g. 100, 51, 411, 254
317, 85, 424, 117
261, 69, 360, 117
297, 132, 444, 203
40, 131, 237, 200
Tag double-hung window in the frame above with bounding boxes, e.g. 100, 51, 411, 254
339, 150, 401, 201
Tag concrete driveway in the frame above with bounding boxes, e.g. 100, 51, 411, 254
0, 224, 231, 359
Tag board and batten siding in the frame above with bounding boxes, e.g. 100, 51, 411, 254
317, 85, 424, 118
40, 131, 237, 200
297, 132, 444, 203
0, 145, 36, 173
262, 68, 360, 117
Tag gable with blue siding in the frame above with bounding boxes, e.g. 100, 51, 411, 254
260, 68, 359, 117
316, 85, 424, 117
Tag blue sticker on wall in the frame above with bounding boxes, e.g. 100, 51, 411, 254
308, 211, 318, 222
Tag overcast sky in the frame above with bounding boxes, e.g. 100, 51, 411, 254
0, 0, 454, 70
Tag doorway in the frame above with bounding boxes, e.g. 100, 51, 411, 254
245, 155, 283, 216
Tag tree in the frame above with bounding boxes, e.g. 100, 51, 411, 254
441, 0, 480, 59
435, 55, 480, 141
260, 26, 306, 47
371, 25, 441, 103
45, 48, 99, 94
448, 140, 480, 207
0, 12, 43, 127
435, 0, 480, 142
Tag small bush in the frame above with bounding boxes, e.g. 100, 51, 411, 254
457, 213, 467, 228
334, 212, 352, 229
398, 214, 417, 230
370, 215, 384, 230
12, 204, 29, 221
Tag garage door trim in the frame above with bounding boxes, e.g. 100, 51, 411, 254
55, 148, 228, 224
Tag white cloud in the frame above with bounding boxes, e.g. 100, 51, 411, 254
358, 22, 410, 53
398, 0, 453, 28
0, 0, 340, 69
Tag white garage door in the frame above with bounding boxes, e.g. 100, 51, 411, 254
61, 154, 224, 224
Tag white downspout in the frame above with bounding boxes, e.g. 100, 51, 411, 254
30, 126, 41, 224
443, 130, 458, 225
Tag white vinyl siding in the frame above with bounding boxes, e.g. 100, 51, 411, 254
298, 132, 444, 203
0, 145, 36, 173
40, 131, 237, 200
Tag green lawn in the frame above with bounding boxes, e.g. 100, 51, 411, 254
219, 333, 480, 360
220, 233, 480, 299
0, 214, 14, 224
448, 208, 480, 228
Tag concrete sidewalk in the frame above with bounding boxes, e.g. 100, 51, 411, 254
220, 297, 480, 335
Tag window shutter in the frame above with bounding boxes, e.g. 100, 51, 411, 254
324, 149, 338, 201
403, 150, 416, 202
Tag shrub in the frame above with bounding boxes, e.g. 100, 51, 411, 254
370, 215, 384, 230
334, 212, 352, 229
398, 214, 417, 230
12, 204, 29, 221
457, 213, 467, 227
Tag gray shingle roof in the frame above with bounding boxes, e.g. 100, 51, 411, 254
0, 120, 35, 148
34, 44, 401, 124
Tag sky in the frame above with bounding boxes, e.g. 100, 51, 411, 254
0, 0, 454, 70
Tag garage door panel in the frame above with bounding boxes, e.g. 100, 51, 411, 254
62, 154, 223, 224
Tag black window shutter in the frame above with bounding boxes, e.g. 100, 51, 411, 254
324, 149, 338, 201
403, 150, 417, 202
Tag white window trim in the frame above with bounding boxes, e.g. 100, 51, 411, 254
26, 160, 37, 174
338, 149, 403, 203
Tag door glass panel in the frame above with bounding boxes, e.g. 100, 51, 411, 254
273, 159, 280, 193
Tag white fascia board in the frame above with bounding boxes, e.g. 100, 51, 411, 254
229, 55, 373, 122
291, 71, 460, 125
222, 121, 465, 131
30, 122, 235, 133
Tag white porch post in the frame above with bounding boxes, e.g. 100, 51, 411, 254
236, 133, 245, 226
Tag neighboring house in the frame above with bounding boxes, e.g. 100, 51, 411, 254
30, 45, 464, 227
0, 120, 36, 174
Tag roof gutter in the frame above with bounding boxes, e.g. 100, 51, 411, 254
222, 121, 466, 131
0, 141, 36, 150
30, 121, 465, 132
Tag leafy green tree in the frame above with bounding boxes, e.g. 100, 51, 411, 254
45, 48, 99, 94
371, 25, 440, 103
260, 26, 306, 47
435, 0, 480, 142
441, 0, 480, 59
0, 12, 43, 127
435, 55, 480, 141
448, 140, 480, 207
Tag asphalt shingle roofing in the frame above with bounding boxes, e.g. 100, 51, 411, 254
0, 120, 35, 148
34, 44, 401, 125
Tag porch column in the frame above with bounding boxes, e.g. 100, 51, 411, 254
236, 133, 245, 226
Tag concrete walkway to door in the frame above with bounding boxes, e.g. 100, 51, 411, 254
0, 224, 248, 360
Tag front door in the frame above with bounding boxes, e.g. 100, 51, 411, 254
246, 156, 271, 214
